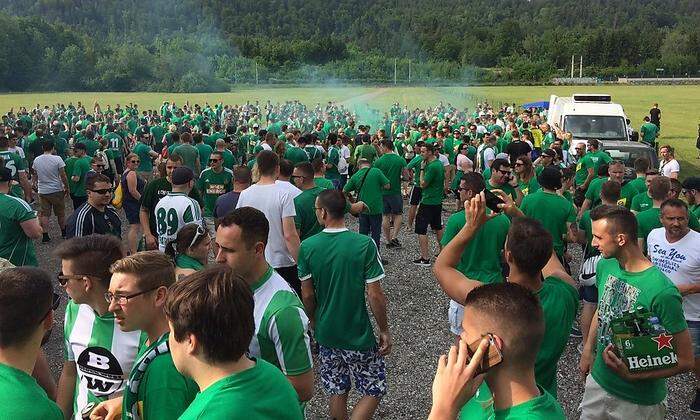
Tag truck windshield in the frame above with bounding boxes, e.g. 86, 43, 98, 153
564, 116, 627, 140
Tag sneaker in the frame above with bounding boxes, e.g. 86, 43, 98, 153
41, 233, 50, 243
691, 389, 700, 414
412, 258, 431, 267
570, 326, 583, 338
391, 238, 402, 248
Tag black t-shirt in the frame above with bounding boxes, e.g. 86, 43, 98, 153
649, 108, 661, 123
505, 140, 533, 164
65, 203, 122, 239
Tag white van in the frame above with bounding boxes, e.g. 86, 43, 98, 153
547, 94, 632, 155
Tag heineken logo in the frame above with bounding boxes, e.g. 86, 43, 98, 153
626, 352, 678, 369
652, 333, 674, 351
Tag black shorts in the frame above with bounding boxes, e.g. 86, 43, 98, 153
409, 186, 422, 206
579, 285, 598, 304
383, 194, 403, 215
415, 204, 443, 235
574, 187, 586, 208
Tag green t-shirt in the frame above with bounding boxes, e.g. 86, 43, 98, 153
628, 176, 647, 195
103, 132, 124, 157
518, 176, 540, 196
314, 177, 335, 190
494, 386, 565, 420
0, 363, 62, 420
535, 277, 579, 397
406, 155, 423, 187
294, 186, 324, 241
284, 146, 309, 166
133, 142, 154, 172
0, 150, 26, 182
691, 204, 700, 220
298, 228, 384, 350
354, 144, 378, 164
585, 177, 637, 208
421, 159, 445, 205
197, 168, 233, 217
575, 151, 612, 187
0, 193, 37, 266
592, 258, 687, 405
178, 359, 303, 420
79, 139, 101, 157
640, 122, 659, 145
521, 190, 577, 257
195, 143, 214, 169
66, 155, 92, 197
374, 152, 407, 196
176, 254, 204, 271
578, 210, 596, 258
173, 144, 200, 172
122, 333, 198, 420
343, 167, 389, 215
440, 210, 510, 284
631, 191, 653, 213
326, 146, 341, 180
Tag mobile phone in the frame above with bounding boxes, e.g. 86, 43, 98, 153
483, 189, 504, 213
467, 333, 503, 375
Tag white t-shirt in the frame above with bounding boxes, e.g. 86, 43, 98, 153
32, 153, 66, 194
456, 154, 473, 172
438, 154, 449, 167
275, 180, 302, 199
647, 228, 700, 321
340, 145, 351, 175
659, 159, 680, 178
237, 183, 297, 268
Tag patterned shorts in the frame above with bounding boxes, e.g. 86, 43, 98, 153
318, 345, 387, 397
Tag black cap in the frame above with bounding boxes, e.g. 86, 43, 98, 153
171, 167, 194, 185
542, 149, 557, 158
682, 176, 700, 191
537, 166, 562, 190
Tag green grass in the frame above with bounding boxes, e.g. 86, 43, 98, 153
1, 85, 697, 175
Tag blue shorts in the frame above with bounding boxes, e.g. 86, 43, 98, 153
318, 345, 387, 397
686, 320, 700, 357
382, 194, 403, 215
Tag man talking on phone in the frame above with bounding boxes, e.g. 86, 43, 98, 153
433, 191, 578, 411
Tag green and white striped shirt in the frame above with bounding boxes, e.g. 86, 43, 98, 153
64, 301, 146, 420
250, 266, 312, 376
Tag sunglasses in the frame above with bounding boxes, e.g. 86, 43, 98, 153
39, 292, 61, 324
514, 162, 524, 167
209, 159, 220, 163
189, 224, 208, 250
89, 188, 113, 195
57, 272, 96, 286
130, 160, 140, 164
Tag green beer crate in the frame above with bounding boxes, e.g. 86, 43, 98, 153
611, 307, 678, 373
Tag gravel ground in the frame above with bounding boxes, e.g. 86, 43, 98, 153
36, 200, 697, 419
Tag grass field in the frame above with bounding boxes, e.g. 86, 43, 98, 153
1, 85, 698, 175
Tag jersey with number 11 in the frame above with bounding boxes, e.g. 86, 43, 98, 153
154, 192, 202, 251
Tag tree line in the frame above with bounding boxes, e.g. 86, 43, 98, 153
0, 0, 698, 92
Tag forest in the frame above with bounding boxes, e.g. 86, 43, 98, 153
0, 0, 698, 91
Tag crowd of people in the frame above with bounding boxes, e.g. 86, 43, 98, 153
0, 99, 698, 419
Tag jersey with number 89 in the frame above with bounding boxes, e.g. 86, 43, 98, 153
153, 192, 202, 252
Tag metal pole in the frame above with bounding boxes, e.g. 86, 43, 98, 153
571, 55, 574, 78
408, 59, 411, 83
579, 56, 583, 78
394, 58, 397, 85
255, 63, 259, 85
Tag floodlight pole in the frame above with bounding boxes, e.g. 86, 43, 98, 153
255, 62, 259, 85
408, 59, 411, 83
394, 58, 397, 85
571, 55, 574, 78
579, 56, 583, 78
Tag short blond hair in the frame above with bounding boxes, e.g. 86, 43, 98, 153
110, 251, 175, 290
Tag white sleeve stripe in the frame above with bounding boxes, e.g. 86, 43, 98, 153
366, 274, 385, 284
299, 274, 312, 281
268, 318, 288, 374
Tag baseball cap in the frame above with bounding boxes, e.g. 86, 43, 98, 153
253, 123, 259, 128
397, 133, 405, 138
537, 166, 563, 190
682, 176, 700, 191
495, 152, 509, 161
0, 167, 11, 182
171, 167, 194, 185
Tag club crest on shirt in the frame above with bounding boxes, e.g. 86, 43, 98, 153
77, 346, 125, 396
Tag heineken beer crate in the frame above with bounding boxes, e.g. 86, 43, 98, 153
611, 307, 678, 373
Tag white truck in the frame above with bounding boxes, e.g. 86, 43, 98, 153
547, 94, 632, 155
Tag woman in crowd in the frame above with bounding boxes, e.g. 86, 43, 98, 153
514, 155, 539, 196
122, 153, 146, 254
164, 222, 210, 280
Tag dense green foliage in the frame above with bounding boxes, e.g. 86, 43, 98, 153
0, 0, 698, 91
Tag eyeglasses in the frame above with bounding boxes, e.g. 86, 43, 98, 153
104, 286, 160, 306
496, 169, 511, 175
130, 160, 140, 164
189, 223, 208, 250
56, 272, 95, 286
89, 188, 113, 195
514, 162, 524, 167
39, 292, 61, 324
94, 165, 106, 169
